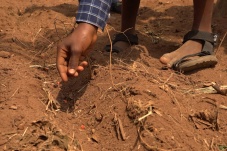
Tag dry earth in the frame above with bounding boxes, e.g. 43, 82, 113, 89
0, 0, 227, 151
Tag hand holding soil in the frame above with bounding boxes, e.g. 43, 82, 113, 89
57, 23, 98, 81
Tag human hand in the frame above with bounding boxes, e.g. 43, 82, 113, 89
57, 23, 98, 81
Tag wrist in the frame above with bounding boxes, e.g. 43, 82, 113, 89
77, 22, 98, 33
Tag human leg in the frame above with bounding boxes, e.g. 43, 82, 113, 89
111, 0, 122, 14
160, 0, 217, 72
105, 0, 140, 52
121, 0, 140, 34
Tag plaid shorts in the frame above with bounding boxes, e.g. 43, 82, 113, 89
76, 0, 112, 30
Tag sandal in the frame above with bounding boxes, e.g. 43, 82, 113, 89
105, 33, 138, 53
172, 30, 218, 72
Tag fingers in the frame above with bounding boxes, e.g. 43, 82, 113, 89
68, 50, 81, 76
76, 61, 88, 72
57, 46, 69, 82
57, 45, 89, 82
59, 65, 69, 82
71, 60, 88, 77
56, 24, 96, 81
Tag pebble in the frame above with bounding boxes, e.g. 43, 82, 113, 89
9, 105, 17, 110
95, 112, 103, 122
91, 134, 99, 143
0, 51, 11, 58
17, 122, 25, 130
91, 129, 96, 134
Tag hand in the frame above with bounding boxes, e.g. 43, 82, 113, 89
57, 23, 98, 81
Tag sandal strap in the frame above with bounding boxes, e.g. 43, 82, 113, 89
113, 33, 138, 45
183, 30, 217, 44
183, 30, 217, 55
173, 30, 218, 70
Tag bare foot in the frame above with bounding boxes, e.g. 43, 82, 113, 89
160, 40, 203, 67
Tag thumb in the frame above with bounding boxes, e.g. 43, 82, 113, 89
68, 50, 81, 75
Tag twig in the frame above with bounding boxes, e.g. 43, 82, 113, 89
21, 127, 28, 137
8, 133, 18, 140
169, 89, 183, 119
134, 61, 149, 73
113, 113, 120, 140
32, 27, 42, 45
194, 85, 227, 94
1, 131, 17, 136
137, 127, 167, 151
210, 137, 214, 150
29, 63, 56, 69
0, 133, 18, 146
163, 73, 173, 86
105, 25, 115, 88
204, 139, 210, 148
1, 84, 6, 87
214, 107, 219, 131
29, 63, 56, 68
118, 118, 126, 141
215, 31, 227, 55
113, 113, 127, 141
42, 83, 60, 112
77, 83, 89, 93
105, 25, 134, 89
14, 37, 29, 48
38, 34, 53, 44
71, 132, 75, 144
219, 104, 227, 110
8, 87, 20, 100
211, 82, 227, 95
137, 107, 153, 121
29, 65, 43, 68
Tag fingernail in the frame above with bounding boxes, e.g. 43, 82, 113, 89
69, 69, 75, 74
74, 72, 79, 77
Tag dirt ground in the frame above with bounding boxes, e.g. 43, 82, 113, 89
1, 0, 227, 151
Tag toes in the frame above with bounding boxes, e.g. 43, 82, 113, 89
160, 53, 180, 68
167, 58, 179, 68
160, 53, 171, 64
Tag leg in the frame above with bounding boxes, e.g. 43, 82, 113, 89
160, 0, 214, 68
111, 0, 122, 14
108, 0, 140, 51
121, 0, 140, 34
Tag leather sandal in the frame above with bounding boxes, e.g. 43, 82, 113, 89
172, 30, 218, 72
105, 33, 138, 53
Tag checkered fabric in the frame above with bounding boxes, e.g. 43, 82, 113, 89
76, 0, 112, 30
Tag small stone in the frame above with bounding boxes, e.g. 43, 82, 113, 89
17, 122, 26, 130
9, 105, 17, 110
91, 134, 99, 143
0, 51, 11, 58
91, 129, 95, 134
141, 131, 148, 137
95, 112, 103, 122
17, 9, 23, 16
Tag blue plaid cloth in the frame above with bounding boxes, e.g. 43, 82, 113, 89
76, 0, 112, 30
